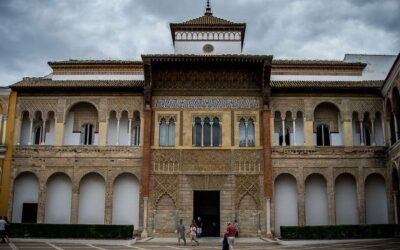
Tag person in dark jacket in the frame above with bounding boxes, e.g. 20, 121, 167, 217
222, 233, 229, 250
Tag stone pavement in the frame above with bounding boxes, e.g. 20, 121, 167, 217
0, 238, 399, 250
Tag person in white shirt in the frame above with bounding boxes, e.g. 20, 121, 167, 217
0, 216, 9, 244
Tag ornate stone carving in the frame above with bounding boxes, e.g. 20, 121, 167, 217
187, 175, 227, 190
17, 99, 58, 118
107, 98, 143, 118
154, 98, 259, 109
236, 175, 260, 209
232, 150, 263, 173
152, 150, 180, 173
156, 114, 177, 122
151, 174, 178, 208
350, 99, 383, 119
271, 99, 305, 116
181, 150, 231, 172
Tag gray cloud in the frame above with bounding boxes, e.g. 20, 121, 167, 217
0, 0, 399, 86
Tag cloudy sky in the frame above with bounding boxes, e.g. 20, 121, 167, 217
0, 0, 399, 86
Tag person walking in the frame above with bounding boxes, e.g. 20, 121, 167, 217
226, 222, 236, 250
222, 233, 229, 250
233, 219, 239, 238
0, 216, 9, 244
177, 219, 186, 246
189, 222, 199, 246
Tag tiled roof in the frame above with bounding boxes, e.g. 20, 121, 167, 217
273, 59, 366, 67
142, 54, 272, 63
181, 15, 237, 25
48, 60, 142, 66
270, 80, 383, 89
10, 78, 144, 89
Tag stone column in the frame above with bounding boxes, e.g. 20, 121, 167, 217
244, 121, 248, 146
304, 119, 314, 146
1, 115, 7, 145
393, 113, 399, 141
262, 108, 273, 238
327, 168, 335, 225
141, 106, 152, 238
201, 121, 204, 147
105, 183, 113, 224
371, 119, 376, 146
360, 121, 365, 146
394, 191, 398, 224
270, 116, 275, 146
297, 167, 305, 226
28, 117, 33, 145
53, 121, 65, 146
342, 117, 353, 146
116, 115, 120, 146
128, 118, 132, 146
71, 184, 79, 224
210, 121, 214, 146
281, 114, 286, 146
41, 119, 46, 145
357, 166, 365, 224
36, 182, 47, 223
293, 116, 297, 146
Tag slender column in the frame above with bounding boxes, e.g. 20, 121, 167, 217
116, 116, 120, 146
28, 117, 33, 145
71, 185, 79, 224
394, 192, 398, 224
1, 116, 7, 145
382, 118, 387, 146
128, 118, 132, 146
393, 113, 399, 141
201, 121, 204, 147
245, 121, 248, 146
266, 197, 271, 236
293, 117, 297, 146
281, 115, 286, 146
0, 115, 3, 144
192, 122, 195, 146
104, 184, 112, 224
371, 119, 376, 146
141, 197, 149, 238
360, 121, 364, 146
41, 119, 46, 145
36, 184, 47, 223
210, 121, 214, 146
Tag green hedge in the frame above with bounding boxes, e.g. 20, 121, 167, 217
280, 224, 400, 240
9, 223, 134, 239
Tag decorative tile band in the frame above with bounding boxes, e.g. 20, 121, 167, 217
154, 99, 259, 109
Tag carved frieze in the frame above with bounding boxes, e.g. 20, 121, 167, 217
181, 149, 231, 172
107, 98, 143, 118
17, 99, 58, 118
349, 99, 383, 119
271, 99, 305, 116
154, 98, 259, 109
232, 150, 263, 173
187, 175, 227, 190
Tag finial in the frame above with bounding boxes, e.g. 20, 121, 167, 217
205, 0, 213, 16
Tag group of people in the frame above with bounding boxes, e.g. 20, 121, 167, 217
177, 217, 239, 250
177, 217, 203, 246
0, 216, 10, 244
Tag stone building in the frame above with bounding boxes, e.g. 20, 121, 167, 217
0, 2, 399, 238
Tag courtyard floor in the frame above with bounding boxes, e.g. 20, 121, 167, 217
0, 238, 400, 250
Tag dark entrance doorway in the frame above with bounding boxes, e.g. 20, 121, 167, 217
193, 191, 220, 237
21, 203, 38, 223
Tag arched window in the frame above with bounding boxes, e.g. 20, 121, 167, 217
81, 123, 94, 145
364, 127, 371, 146
168, 118, 175, 146
212, 117, 221, 146
193, 117, 202, 146
34, 126, 42, 145
317, 124, 330, 146
239, 118, 255, 147
193, 117, 221, 147
203, 117, 211, 146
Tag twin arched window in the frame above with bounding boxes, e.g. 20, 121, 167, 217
239, 118, 255, 147
193, 117, 221, 147
159, 118, 175, 146
316, 124, 330, 146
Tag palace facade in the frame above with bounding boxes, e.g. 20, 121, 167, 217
0, 4, 399, 237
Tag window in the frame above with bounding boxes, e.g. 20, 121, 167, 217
363, 126, 372, 146
132, 112, 140, 146
317, 124, 330, 146
192, 116, 221, 147
81, 123, 94, 145
239, 118, 255, 147
34, 126, 42, 145
279, 128, 290, 146
159, 118, 175, 146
